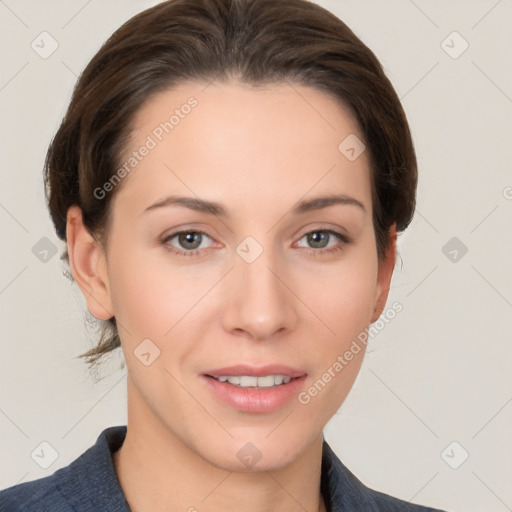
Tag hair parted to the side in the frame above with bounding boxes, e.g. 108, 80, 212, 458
44, 0, 417, 373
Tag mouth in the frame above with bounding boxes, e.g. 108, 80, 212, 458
201, 364, 308, 412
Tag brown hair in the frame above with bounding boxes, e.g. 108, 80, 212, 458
44, 0, 417, 372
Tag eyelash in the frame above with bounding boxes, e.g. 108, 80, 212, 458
161, 228, 351, 258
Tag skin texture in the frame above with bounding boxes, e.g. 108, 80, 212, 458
66, 80, 397, 512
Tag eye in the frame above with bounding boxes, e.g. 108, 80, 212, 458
295, 229, 350, 255
161, 228, 350, 258
162, 230, 215, 256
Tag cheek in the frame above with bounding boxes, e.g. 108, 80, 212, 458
107, 244, 219, 346
106, 244, 173, 341
297, 259, 377, 418
299, 250, 378, 343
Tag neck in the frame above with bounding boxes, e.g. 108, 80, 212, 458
113, 379, 327, 512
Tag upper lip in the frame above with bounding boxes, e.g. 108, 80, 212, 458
204, 364, 307, 378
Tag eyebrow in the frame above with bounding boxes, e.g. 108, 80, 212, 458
142, 193, 366, 216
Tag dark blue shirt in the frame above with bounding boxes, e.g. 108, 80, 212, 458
0, 425, 447, 511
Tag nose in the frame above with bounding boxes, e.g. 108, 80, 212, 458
221, 243, 298, 341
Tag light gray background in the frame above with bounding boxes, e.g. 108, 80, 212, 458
1, 1, 511, 511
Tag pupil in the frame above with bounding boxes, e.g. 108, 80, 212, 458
180, 232, 201, 249
309, 231, 327, 248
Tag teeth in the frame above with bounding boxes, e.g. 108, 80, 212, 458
214, 375, 293, 388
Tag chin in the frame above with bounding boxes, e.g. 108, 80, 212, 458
194, 431, 313, 474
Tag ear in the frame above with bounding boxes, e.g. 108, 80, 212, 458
66, 205, 114, 321
370, 224, 397, 323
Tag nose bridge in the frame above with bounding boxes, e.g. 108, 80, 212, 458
222, 236, 296, 339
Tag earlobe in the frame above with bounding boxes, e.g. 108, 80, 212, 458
66, 205, 114, 321
370, 224, 397, 323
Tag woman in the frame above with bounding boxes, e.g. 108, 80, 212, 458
0, 0, 449, 510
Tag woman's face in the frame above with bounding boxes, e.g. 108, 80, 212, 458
73, 80, 395, 470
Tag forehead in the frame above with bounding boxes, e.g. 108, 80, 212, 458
113, 80, 372, 220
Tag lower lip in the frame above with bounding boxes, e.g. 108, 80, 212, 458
201, 375, 307, 413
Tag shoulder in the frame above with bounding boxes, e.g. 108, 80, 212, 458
0, 425, 129, 512
321, 440, 449, 512
0, 467, 73, 512
365, 487, 448, 512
